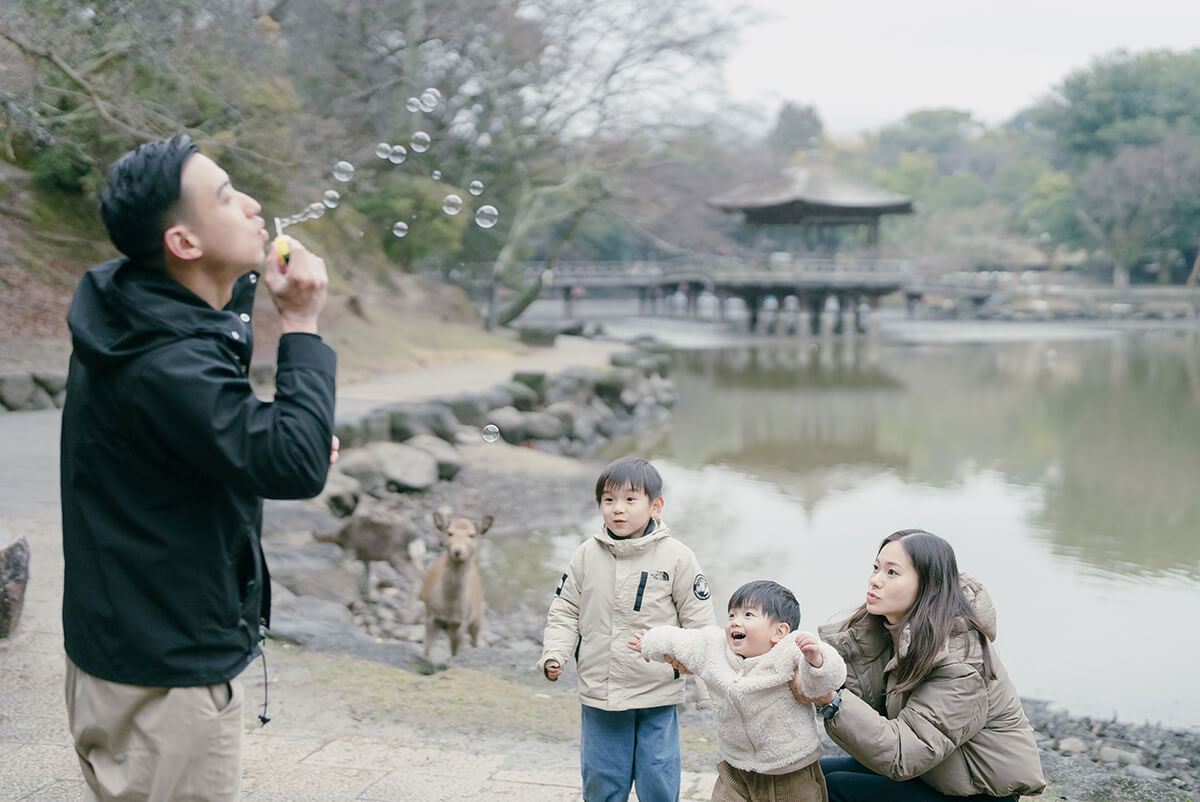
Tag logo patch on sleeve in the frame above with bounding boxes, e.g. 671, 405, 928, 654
692, 574, 711, 600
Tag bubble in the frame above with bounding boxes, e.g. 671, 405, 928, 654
322, 190, 341, 208
442, 194, 463, 215
418, 89, 439, 112
474, 204, 499, 229
307, 202, 326, 219
481, 424, 500, 443
375, 142, 392, 159
332, 161, 355, 182
388, 144, 407, 164
431, 170, 442, 181
392, 221, 409, 238
406, 97, 421, 112
423, 87, 443, 103
468, 180, 484, 196
410, 131, 431, 153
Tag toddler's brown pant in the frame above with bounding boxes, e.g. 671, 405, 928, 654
712, 759, 828, 802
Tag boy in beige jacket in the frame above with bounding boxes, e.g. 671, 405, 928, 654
539, 457, 716, 802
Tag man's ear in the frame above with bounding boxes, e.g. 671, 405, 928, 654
164, 223, 203, 261
770, 621, 791, 646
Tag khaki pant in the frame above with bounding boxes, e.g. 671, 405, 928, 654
712, 759, 828, 802
65, 656, 244, 801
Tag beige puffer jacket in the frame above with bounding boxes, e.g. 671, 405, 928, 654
818, 576, 1046, 797
538, 521, 716, 711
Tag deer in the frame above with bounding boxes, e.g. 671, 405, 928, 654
317, 512, 425, 599
419, 509, 493, 657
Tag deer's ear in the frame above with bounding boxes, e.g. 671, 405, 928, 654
479, 515, 493, 535
433, 510, 448, 533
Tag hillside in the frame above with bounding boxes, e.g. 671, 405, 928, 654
0, 162, 520, 380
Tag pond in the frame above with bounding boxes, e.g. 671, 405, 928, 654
482, 323, 1200, 730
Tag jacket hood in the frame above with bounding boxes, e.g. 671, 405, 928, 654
68, 258, 258, 370
591, 519, 672, 557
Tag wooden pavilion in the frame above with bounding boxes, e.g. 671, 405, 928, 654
708, 164, 913, 252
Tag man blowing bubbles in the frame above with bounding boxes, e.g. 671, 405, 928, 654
60, 135, 339, 801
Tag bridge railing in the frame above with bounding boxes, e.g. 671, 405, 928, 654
507, 255, 914, 285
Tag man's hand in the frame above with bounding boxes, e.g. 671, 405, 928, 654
795, 632, 824, 668
329, 435, 340, 466
264, 236, 328, 334
544, 660, 562, 681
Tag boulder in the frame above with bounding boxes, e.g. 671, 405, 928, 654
32, 371, 68, 397
385, 401, 459, 441
484, 406, 526, 444
0, 374, 55, 411
335, 449, 387, 496
267, 593, 359, 647
313, 469, 363, 517
522, 409, 570, 441
367, 441, 438, 492
0, 533, 30, 638
498, 381, 539, 411
510, 371, 546, 402
403, 434, 462, 480
262, 541, 361, 606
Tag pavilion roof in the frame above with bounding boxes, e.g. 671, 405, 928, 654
708, 164, 913, 216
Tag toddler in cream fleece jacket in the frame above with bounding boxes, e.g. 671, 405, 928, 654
629, 580, 845, 802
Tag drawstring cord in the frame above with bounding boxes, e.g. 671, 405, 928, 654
258, 628, 271, 726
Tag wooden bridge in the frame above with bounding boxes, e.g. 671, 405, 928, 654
509, 255, 914, 333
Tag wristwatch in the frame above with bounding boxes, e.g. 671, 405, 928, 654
817, 689, 843, 720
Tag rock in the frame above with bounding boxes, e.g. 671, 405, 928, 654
32, 371, 68, 397
1125, 765, 1166, 780
0, 373, 55, 411
403, 434, 462, 480
438, 393, 489, 426
385, 401, 459, 442
517, 327, 556, 346
332, 449, 387, 497
522, 410, 569, 441
1057, 736, 1087, 754
334, 407, 390, 448
484, 406, 525, 444
1099, 746, 1143, 765
0, 534, 31, 638
498, 381, 539, 411
262, 498, 343, 539
267, 594, 359, 647
367, 441, 438, 492
263, 541, 362, 606
314, 469, 363, 517
510, 371, 546, 402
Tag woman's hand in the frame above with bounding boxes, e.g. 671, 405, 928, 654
790, 670, 836, 706
664, 654, 692, 675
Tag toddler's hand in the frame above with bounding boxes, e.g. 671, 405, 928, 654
795, 632, 824, 668
627, 629, 647, 660
544, 660, 562, 681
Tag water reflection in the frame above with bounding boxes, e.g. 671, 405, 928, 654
665, 334, 1200, 579
484, 331, 1200, 728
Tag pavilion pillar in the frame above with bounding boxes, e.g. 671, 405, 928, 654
563, 286, 574, 318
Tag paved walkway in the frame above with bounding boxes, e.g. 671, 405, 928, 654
0, 339, 720, 801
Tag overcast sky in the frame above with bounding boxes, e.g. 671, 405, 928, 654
722, 0, 1199, 136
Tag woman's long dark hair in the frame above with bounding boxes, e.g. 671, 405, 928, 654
842, 529, 995, 692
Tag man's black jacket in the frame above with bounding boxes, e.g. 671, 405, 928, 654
60, 258, 336, 686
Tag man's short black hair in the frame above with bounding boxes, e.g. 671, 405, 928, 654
100, 135, 199, 269
728, 580, 801, 631
594, 457, 663, 504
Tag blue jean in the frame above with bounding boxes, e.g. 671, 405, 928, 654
821, 757, 1018, 802
580, 704, 680, 802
